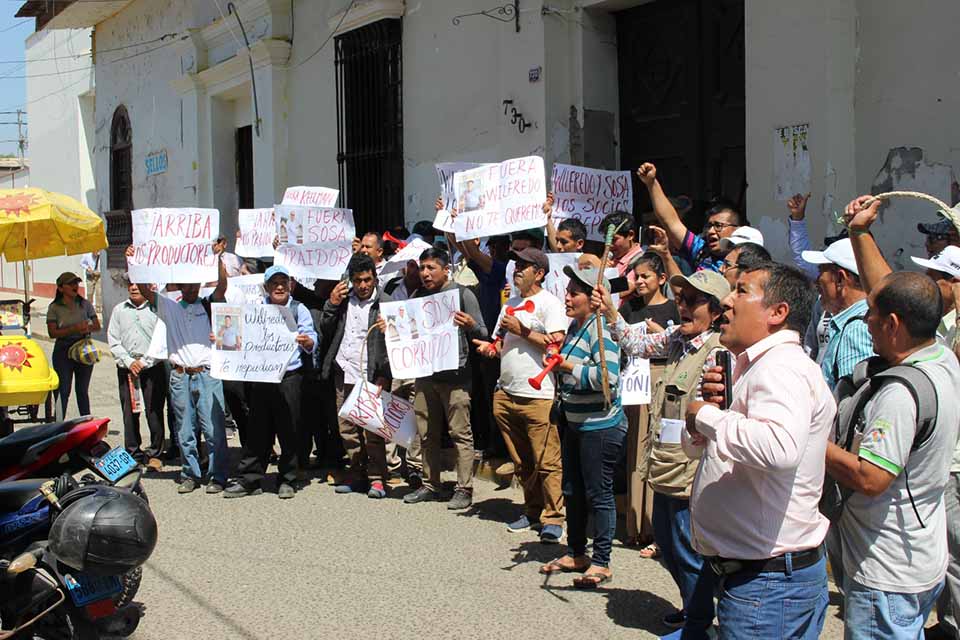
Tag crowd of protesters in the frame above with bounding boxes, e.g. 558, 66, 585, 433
89, 160, 960, 640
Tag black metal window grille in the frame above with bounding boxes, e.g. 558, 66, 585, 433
236, 125, 254, 209
335, 19, 403, 235
107, 105, 133, 269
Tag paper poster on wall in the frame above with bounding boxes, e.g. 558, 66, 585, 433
209, 303, 299, 383
337, 381, 417, 449
235, 208, 276, 258
273, 204, 355, 280
434, 162, 488, 233
452, 156, 547, 240
126, 208, 219, 284
550, 164, 633, 242
380, 289, 460, 379
281, 186, 339, 208
773, 124, 811, 201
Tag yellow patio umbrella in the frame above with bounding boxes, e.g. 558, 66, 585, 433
0, 188, 108, 308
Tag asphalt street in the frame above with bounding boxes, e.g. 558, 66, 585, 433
45, 341, 844, 639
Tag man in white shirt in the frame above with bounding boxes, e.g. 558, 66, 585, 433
319, 254, 391, 498
126, 243, 230, 495
684, 262, 835, 639
80, 251, 102, 314
475, 248, 568, 544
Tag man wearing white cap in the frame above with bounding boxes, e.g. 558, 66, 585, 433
801, 239, 875, 390
717, 226, 764, 252
717, 227, 770, 288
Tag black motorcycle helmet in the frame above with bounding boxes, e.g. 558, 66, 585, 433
48, 486, 157, 576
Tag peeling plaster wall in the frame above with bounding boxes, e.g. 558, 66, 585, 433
854, 0, 960, 264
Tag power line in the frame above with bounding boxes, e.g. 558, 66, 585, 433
287, 0, 355, 69
0, 32, 181, 65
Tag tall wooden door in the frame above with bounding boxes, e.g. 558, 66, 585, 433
616, 0, 745, 222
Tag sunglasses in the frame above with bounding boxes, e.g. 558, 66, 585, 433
677, 291, 707, 307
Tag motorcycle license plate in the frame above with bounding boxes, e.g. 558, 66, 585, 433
94, 447, 138, 482
64, 573, 122, 607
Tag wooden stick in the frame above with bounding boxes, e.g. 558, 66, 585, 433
595, 220, 626, 409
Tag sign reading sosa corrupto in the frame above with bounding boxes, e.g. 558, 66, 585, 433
127, 208, 219, 284
380, 290, 460, 379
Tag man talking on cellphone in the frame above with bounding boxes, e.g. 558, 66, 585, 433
682, 262, 836, 639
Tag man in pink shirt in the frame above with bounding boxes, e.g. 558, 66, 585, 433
683, 262, 836, 639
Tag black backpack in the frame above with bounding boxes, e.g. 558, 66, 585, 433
820, 355, 938, 525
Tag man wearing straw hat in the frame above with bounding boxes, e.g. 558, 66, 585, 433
223, 265, 317, 500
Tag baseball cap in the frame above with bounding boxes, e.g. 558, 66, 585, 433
562, 266, 609, 294
263, 265, 290, 283
801, 238, 859, 276
668, 269, 730, 303
508, 247, 549, 273
57, 272, 81, 286
911, 245, 960, 280
719, 226, 764, 251
917, 218, 957, 236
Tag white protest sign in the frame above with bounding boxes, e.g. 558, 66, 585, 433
337, 381, 417, 449
127, 208, 219, 284
435, 162, 487, 233
452, 156, 547, 240
210, 303, 299, 383
380, 289, 460, 379
281, 186, 340, 208
379, 238, 433, 279
200, 274, 265, 305
620, 357, 652, 405
236, 208, 276, 257
551, 163, 633, 242
273, 204, 355, 280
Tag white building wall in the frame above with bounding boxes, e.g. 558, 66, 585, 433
16, 27, 95, 298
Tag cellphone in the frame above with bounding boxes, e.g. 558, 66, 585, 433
640, 227, 655, 246
715, 350, 733, 410
608, 276, 629, 294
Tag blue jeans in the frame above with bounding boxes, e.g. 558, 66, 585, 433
169, 369, 228, 484
717, 554, 828, 640
52, 342, 93, 417
844, 577, 943, 640
561, 423, 626, 568
653, 492, 715, 638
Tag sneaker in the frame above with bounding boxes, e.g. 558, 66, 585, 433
447, 488, 472, 510
206, 482, 225, 495
223, 482, 263, 498
403, 486, 438, 504
662, 610, 686, 629
506, 515, 537, 533
178, 478, 198, 494
367, 481, 386, 499
278, 483, 296, 499
406, 473, 423, 490
334, 479, 368, 494
495, 461, 515, 476
540, 524, 563, 544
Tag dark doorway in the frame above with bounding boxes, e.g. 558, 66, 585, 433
236, 125, 254, 209
106, 105, 133, 269
616, 0, 745, 223
335, 19, 403, 235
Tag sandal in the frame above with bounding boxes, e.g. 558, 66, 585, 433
573, 571, 613, 589
540, 558, 589, 575
638, 543, 661, 560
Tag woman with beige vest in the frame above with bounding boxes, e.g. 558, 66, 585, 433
596, 269, 729, 640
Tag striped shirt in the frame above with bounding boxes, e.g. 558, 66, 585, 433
558, 316, 623, 431
820, 298, 874, 389
680, 230, 723, 273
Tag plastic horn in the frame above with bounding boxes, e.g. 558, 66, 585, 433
595, 220, 626, 409
382, 231, 408, 249
486, 300, 536, 355
528, 343, 562, 390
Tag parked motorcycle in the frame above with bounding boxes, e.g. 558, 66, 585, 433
0, 473, 157, 638
0, 416, 115, 482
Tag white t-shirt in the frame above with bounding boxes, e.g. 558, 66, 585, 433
335, 292, 376, 384
156, 294, 213, 368
495, 289, 568, 400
